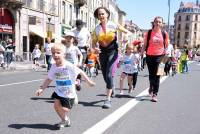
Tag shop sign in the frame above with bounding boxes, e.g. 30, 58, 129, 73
0, 24, 13, 33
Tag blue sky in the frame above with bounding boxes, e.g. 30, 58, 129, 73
116, 0, 197, 29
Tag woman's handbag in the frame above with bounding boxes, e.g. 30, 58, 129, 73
157, 55, 169, 76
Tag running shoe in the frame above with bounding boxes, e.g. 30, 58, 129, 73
56, 119, 71, 128
111, 88, 115, 98
76, 79, 81, 91
102, 100, 111, 109
151, 94, 158, 102
119, 91, 124, 95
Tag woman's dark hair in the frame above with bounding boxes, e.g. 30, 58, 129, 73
94, 7, 110, 19
151, 16, 164, 28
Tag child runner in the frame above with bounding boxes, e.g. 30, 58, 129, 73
32, 44, 41, 70
35, 43, 95, 129
62, 31, 83, 91
85, 48, 99, 78
119, 45, 134, 95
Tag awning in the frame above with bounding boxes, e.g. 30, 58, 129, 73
29, 25, 47, 38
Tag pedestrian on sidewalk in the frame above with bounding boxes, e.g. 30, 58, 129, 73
92, 6, 132, 108
35, 43, 95, 129
140, 16, 169, 102
44, 37, 53, 72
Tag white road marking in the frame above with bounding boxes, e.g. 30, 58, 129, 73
83, 76, 168, 134
0, 79, 44, 87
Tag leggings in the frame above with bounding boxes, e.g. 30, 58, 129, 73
99, 50, 118, 89
146, 55, 162, 95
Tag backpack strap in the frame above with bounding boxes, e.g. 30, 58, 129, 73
146, 29, 152, 51
162, 30, 166, 49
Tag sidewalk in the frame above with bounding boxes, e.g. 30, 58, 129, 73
0, 61, 46, 72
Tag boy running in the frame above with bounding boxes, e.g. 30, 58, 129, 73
35, 43, 95, 129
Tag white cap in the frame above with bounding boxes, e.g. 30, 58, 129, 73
63, 30, 75, 38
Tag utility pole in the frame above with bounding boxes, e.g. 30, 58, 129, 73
168, 0, 171, 35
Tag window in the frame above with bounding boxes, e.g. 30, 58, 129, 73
194, 32, 197, 39
69, 5, 73, 25
185, 23, 189, 30
178, 24, 181, 30
62, 1, 66, 23
186, 15, 190, 21
194, 23, 197, 30
178, 16, 181, 21
177, 32, 180, 39
184, 32, 189, 39
38, 0, 44, 11
195, 15, 198, 21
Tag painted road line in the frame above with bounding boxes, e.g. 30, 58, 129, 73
83, 76, 168, 134
0, 79, 44, 87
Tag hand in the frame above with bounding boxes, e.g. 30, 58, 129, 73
88, 80, 96, 87
94, 47, 101, 54
35, 88, 44, 96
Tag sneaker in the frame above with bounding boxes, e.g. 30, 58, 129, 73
119, 91, 124, 95
151, 95, 158, 102
57, 119, 71, 128
111, 88, 115, 98
102, 100, 111, 109
76, 79, 81, 91
128, 88, 133, 93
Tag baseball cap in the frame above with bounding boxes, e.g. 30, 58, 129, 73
63, 30, 75, 38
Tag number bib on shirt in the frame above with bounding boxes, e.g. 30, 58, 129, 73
88, 59, 94, 65
55, 72, 73, 96
124, 60, 131, 72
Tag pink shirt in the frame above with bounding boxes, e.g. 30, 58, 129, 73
145, 30, 169, 56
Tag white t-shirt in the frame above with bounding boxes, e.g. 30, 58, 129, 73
65, 45, 82, 66
122, 53, 133, 74
122, 53, 140, 74
44, 43, 53, 55
132, 53, 140, 73
32, 48, 41, 58
48, 61, 81, 98
166, 43, 174, 57
72, 27, 90, 48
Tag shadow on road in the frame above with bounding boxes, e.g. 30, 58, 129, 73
30, 97, 54, 103
8, 123, 59, 130
78, 99, 105, 107
135, 95, 152, 102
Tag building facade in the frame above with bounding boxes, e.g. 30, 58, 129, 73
174, 1, 200, 48
0, 0, 127, 61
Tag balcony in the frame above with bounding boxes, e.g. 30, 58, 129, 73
0, 0, 24, 9
74, 0, 86, 7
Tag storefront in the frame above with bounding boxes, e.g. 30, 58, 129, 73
0, 8, 14, 42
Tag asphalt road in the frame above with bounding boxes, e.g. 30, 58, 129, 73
0, 61, 200, 134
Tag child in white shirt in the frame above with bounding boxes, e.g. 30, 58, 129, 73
32, 44, 41, 70
119, 45, 134, 95
35, 43, 95, 129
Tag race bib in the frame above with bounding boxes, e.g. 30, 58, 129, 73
88, 59, 94, 65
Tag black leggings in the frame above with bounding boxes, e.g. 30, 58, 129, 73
99, 50, 118, 89
146, 55, 162, 95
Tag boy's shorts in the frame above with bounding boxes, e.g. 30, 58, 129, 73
51, 92, 75, 109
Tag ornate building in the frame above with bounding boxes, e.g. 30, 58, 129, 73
174, 0, 200, 48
